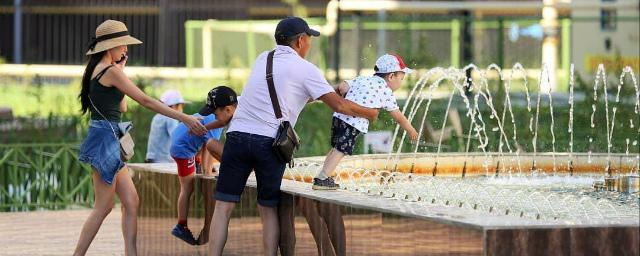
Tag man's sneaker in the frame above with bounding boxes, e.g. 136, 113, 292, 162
312, 177, 340, 190
171, 224, 198, 245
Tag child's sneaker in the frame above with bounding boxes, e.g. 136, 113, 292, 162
312, 177, 340, 190
171, 224, 198, 245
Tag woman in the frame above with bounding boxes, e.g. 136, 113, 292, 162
74, 20, 207, 256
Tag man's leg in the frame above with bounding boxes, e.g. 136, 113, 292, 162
298, 197, 337, 256
210, 131, 253, 254
278, 194, 296, 256
253, 133, 287, 256
209, 201, 235, 256
318, 202, 346, 256
198, 178, 216, 245
258, 204, 280, 256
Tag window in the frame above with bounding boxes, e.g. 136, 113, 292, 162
600, 8, 617, 31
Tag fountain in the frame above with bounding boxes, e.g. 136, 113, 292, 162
279, 63, 639, 253
129, 63, 639, 255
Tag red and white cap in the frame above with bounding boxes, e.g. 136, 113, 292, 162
375, 54, 413, 74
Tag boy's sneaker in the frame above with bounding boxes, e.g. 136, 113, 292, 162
312, 177, 340, 190
171, 224, 198, 245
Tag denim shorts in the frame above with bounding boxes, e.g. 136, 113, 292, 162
215, 131, 286, 207
331, 117, 361, 155
79, 120, 125, 185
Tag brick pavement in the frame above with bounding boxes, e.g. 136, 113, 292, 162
0, 209, 123, 255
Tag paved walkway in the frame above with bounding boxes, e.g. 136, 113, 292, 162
0, 209, 123, 255
1, 209, 483, 255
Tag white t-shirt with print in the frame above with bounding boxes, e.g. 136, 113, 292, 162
227, 45, 335, 138
334, 75, 399, 133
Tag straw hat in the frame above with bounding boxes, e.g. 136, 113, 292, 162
86, 20, 142, 55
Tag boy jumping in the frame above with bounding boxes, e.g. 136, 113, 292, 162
313, 54, 419, 190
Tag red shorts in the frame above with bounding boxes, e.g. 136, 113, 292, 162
173, 156, 201, 177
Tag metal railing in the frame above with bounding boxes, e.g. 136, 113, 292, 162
0, 143, 94, 211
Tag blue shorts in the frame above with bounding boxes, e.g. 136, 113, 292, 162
79, 120, 125, 185
331, 117, 361, 155
215, 132, 286, 207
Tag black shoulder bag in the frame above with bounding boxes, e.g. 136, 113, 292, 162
266, 50, 300, 168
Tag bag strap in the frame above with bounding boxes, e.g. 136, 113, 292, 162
88, 96, 119, 140
266, 50, 283, 119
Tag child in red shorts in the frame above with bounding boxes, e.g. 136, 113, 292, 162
169, 86, 237, 245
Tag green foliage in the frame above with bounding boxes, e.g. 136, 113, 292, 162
400, 32, 439, 69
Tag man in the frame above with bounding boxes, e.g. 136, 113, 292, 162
209, 17, 378, 256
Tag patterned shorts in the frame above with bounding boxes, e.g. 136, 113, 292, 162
330, 117, 361, 155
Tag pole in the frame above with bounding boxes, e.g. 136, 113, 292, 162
333, 0, 342, 82
542, 0, 559, 92
354, 12, 362, 76
377, 9, 386, 57
158, 0, 167, 66
14, 0, 22, 64
450, 19, 460, 68
462, 11, 474, 97
497, 17, 504, 68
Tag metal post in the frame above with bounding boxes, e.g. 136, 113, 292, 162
333, 0, 341, 82
14, 0, 22, 64
377, 9, 386, 57
353, 12, 362, 76
560, 18, 571, 91
462, 11, 474, 97
202, 21, 213, 69
497, 18, 504, 68
450, 19, 460, 68
185, 22, 195, 69
246, 21, 256, 68
158, 0, 167, 66
542, 0, 559, 92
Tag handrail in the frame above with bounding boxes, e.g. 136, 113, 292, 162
0, 143, 94, 211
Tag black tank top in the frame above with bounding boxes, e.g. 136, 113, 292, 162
89, 65, 124, 122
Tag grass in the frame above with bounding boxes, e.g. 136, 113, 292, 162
0, 76, 246, 117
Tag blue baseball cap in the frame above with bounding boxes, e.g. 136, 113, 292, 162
274, 17, 320, 42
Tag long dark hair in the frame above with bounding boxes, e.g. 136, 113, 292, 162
79, 51, 107, 115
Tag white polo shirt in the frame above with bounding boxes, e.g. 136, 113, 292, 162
227, 45, 335, 138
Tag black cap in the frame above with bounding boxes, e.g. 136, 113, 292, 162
274, 17, 320, 43
198, 86, 238, 116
